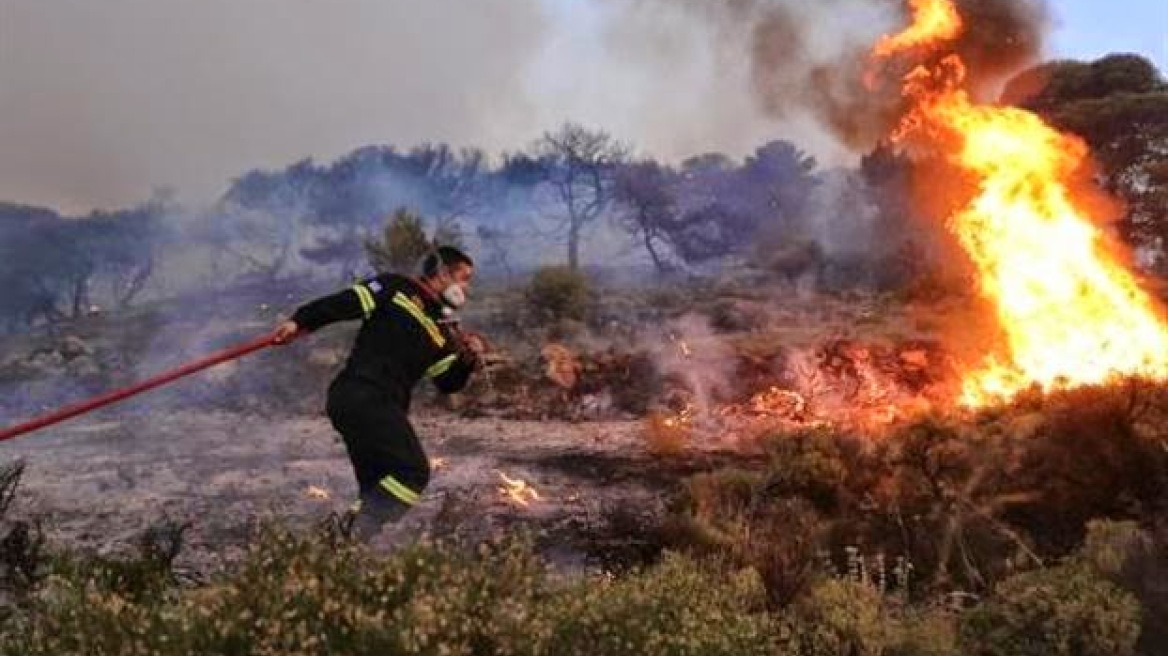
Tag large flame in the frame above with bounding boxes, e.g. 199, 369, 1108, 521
874, 0, 962, 57
876, 0, 1168, 406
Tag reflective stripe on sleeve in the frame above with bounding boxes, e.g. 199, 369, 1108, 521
378, 475, 421, 505
424, 353, 459, 379
352, 284, 377, 319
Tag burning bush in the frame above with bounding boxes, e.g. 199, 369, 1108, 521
654, 379, 1168, 610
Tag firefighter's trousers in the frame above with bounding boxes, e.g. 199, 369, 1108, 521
326, 376, 430, 539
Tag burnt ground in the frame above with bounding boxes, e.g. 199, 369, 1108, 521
0, 288, 978, 578
0, 407, 751, 578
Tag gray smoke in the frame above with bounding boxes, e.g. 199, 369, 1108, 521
0, 0, 547, 212
0, 0, 882, 214
0, 0, 1052, 215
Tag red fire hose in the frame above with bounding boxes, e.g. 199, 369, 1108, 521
0, 331, 282, 443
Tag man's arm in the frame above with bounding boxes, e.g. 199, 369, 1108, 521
428, 330, 487, 394
275, 276, 393, 342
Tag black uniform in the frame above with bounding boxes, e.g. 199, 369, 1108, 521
292, 273, 477, 511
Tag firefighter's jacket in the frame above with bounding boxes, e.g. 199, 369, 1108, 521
291, 273, 477, 409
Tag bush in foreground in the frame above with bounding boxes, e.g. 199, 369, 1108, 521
1, 529, 780, 656
958, 563, 1141, 656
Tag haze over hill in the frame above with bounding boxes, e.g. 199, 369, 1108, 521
0, 0, 1160, 213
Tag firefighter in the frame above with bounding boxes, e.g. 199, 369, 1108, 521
272, 246, 485, 540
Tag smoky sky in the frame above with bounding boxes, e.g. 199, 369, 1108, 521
0, 0, 1052, 213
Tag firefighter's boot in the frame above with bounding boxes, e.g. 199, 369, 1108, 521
350, 490, 411, 542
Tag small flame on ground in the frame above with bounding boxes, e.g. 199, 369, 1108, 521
305, 485, 330, 500
749, 387, 808, 417
430, 457, 448, 471
496, 470, 540, 507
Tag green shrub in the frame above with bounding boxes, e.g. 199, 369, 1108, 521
667, 468, 829, 607
364, 207, 462, 274
782, 579, 960, 656
785, 578, 889, 656
0, 461, 47, 607
524, 265, 597, 324
759, 428, 853, 513
1074, 520, 1168, 655
958, 564, 1141, 656
1077, 520, 1150, 578
2, 528, 782, 656
886, 610, 959, 656
519, 553, 780, 656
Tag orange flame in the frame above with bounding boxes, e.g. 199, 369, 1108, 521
874, 0, 962, 57
496, 470, 540, 507
876, 1, 1168, 406
305, 485, 330, 500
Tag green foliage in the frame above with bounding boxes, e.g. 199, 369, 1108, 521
885, 610, 959, 656
523, 265, 597, 325
759, 428, 852, 513
1074, 520, 1168, 655
1003, 55, 1165, 111
958, 564, 1142, 656
0, 462, 47, 605
786, 578, 889, 655
757, 239, 825, 287
2, 528, 780, 656
518, 553, 779, 656
775, 578, 960, 656
668, 467, 827, 607
1077, 520, 1150, 578
365, 208, 462, 274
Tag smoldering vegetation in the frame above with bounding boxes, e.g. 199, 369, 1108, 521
1, 22, 1167, 656
0, 124, 948, 427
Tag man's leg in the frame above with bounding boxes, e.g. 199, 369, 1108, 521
334, 399, 431, 543
351, 407, 431, 541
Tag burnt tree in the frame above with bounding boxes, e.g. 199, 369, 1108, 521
536, 123, 628, 270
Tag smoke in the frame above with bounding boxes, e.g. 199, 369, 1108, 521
639, 314, 739, 416
0, 0, 548, 213
678, 0, 1050, 148
0, 0, 1053, 215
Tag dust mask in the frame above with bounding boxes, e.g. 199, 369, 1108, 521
441, 283, 467, 309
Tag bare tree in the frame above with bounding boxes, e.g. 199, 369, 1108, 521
536, 123, 629, 270
613, 161, 678, 273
